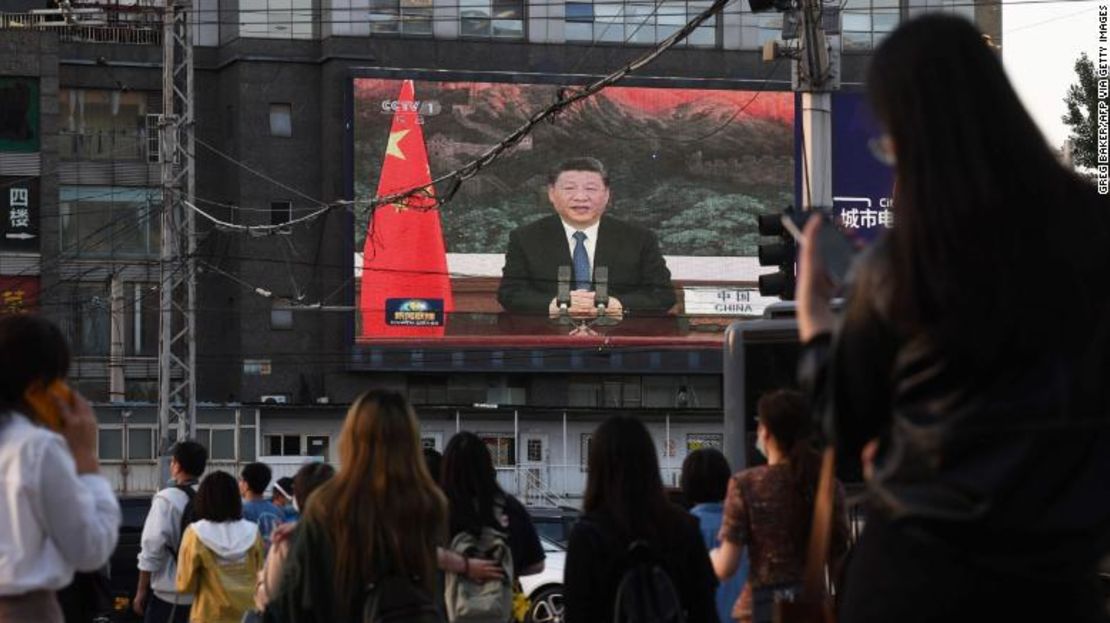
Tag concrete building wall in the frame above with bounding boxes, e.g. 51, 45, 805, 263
0, 31, 57, 324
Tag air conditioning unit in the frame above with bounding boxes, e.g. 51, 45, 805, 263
260, 394, 288, 404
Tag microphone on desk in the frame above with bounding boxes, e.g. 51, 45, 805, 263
556, 266, 572, 324
593, 266, 618, 326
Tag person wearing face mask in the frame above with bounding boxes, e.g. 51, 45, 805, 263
251, 462, 335, 614
708, 390, 850, 623
271, 478, 298, 522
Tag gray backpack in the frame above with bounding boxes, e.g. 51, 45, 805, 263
443, 502, 514, 623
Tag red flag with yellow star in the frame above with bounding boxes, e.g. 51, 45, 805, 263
360, 80, 454, 338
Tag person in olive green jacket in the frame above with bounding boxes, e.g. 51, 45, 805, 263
176, 471, 265, 623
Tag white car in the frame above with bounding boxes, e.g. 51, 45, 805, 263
519, 537, 566, 623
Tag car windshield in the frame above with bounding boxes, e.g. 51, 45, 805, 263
540, 536, 564, 553
533, 520, 566, 545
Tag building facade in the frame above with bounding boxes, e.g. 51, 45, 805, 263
1, 0, 1000, 501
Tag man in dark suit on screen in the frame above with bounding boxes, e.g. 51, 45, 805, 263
498, 157, 675, 318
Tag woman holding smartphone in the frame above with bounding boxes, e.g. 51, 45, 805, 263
795, 15, 1110, 623
0, 314, 121, 623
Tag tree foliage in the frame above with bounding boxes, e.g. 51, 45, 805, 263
1062, 53, 1100, 169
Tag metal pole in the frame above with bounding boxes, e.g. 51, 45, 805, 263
158, 0, 197, 483
801, 92, 833, 209
665, 413, 672, 486
455, 409, 460, 433
562, 411, 567, 498
108, 275, 125, 403
514, 409, 520, 496
182, 0, 197, 440
798, 0, 836, 211
157, 0, 177, 484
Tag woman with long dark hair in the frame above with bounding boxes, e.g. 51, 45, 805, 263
564, 415, 719, 622
709, 390, 848, 623
265, 390, 447, 622
796, 14, 1110, 622
440, 431, 544, 621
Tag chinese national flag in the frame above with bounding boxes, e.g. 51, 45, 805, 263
360, 80, 454, 338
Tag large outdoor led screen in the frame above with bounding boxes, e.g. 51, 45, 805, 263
351, 73, 794, 344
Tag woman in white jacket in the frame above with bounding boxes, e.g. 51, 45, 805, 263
0, 314, 122, 623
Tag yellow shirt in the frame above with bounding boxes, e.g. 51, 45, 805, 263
176, 522, 265, 623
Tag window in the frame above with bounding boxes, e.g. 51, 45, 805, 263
60, 186, 161, 258
128, 427, 156, 460
601, 376, 643, 407
907, 0, 973, 21
841, 0, 899, 50
57, 281, 158, 359
211, 429, 236, 460
125, 380, 158, 402
240, 427, 257, 461
269, 103, 292, 137
567, 377, 600, 407
447, 375, 487, 405
126, 282, 158, 357
642, 375, 721, 408
262, 434, 329, 457
271, 306, 294, 330
270, 201, 292, 226
743, 9, 783, 49
98, 428, 123, 461
564, 0, 717, 46
461, 0, 525, 38
265, 434, 303, 456
146, 114, 160, 163
60, 89, 151, 161
59, 282, 110, 356
409, 375, 448, 405
526, 438, 543, 462
480, 434, 516, 467
195, 427, 237, 461
239, 0, 315, 39
369, 0, 433, 35
0, 77, 39, 152
306, 435, 330, 457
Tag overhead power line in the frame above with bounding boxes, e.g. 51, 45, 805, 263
177, 0, 733, 241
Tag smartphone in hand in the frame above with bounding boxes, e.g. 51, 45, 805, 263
781, 209, 858, 285
23, 380, 74, 432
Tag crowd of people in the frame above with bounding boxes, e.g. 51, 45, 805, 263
1, 12, 1108, 623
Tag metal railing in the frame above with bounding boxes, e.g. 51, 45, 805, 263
497, 464, 581, 508
0, 12, 162, 45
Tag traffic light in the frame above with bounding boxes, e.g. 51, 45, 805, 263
757, 208, 796, 300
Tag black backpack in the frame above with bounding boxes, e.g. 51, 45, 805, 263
165, 483, 197, 557
612, 540, 686, 623
362, 574, 443, 623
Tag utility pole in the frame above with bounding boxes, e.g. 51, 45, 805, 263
158, 0, 196, 479
761, 0, 840, 207
796, 0, 838, 210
